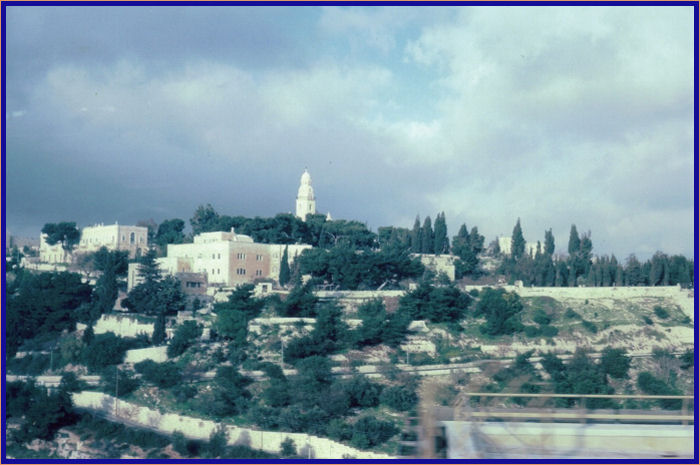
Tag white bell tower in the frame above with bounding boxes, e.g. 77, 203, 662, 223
296, 169, 316, 220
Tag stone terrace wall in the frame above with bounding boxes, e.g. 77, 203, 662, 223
72, 391, 394, 459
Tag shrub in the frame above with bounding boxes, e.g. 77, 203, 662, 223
380, 385, 418, 411
134, 360, 181, 388
82, 332, 129, 372
581, 320, 598, 333
653, 306, 669, 319
540, 325, 559, 337
524, 325, 540, 338
637, 371, 682, 409
533, 309, 552, 325
680, 349, 693, 369
280, 437, 297, 457
167, 320, 202, 358
564, 308, 581, 319
600, 347, 631, 379
643, 316, 653, 325
350, 416, 399, 449
100, 368, 140, 398
206, 425, 228, 458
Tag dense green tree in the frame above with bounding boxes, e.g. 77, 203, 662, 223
474, 287, 524, 336
353, 299, 411, 348
82, 332, 130, 371
6, 271, 92, 356
625, 254, 643, 286
92, 248, 129, 317
101, 367, 141, 397
122, 249, 185, 316
511, 219, 526, 260
649, 251, 670, 286
135, 360, 182, 388
7, 381, 76, 443
378, 226, 411, 251
399, 282, 470, 326
152, 312, 166, 345
205, 366, 253, 417
41, 222, 81, 257
190, 204, 221, 235
637, 372, 682, 409
380, 385, 419, 411
600, 347, 631, 379
350, 416, 399, 449
155, 218, 185, 253
276, 282, 318, 317
168, 320, 202, 357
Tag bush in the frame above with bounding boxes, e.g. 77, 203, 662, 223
653, 306, 669, 319
6, 354, 51, 375
474, 287, 523, 336
600, 347, 631, 379
280, 437, 297, 457
581, 320, 598, 333
533, 309, 552, 325
167, 320, 202, 358
643, 316, 653, 325
100, 368, 140, 398
82, 332, 129, 372
206, 425, 228, 458
637, 371, 682, 409
350, 416, 399, 449
134, 360, 182, 388
380, 385, 418, 411
540, 324, 559, 337
524, 325, 540, 338
680, 349, 693, 369
564, 308, 581, 319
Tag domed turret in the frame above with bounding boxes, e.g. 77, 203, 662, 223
296, 169, 316, 220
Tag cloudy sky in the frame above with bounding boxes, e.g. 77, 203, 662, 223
4, 5, 695, 259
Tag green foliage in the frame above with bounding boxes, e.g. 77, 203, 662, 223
59, 372, 85, 393
297, 244, 423, 290
350, 416, 399, 449
155, 218, 185, 252
533, 308, 552, 325
279, 246, 291, 287
82, 332, 130, 371
284, 303, 349, 362
452, 224, 485, 278
637, 372, 682, 409
343, 376, 383, 408
433, 212, 450, 254
642, 315, 653, 325
5, 271, 92, 356
280, 437, 297, 457
679, 349, 693, 369
399, 282, 470, 325
353, 299, 411, 348
653, 306, 670, 319
122, 249, 185, 316
101, 367, 141, 398
581, 319, 598, 333
276, 282, 318, 317
134, 360, 182, 388
540, 350, 615, 408
206, 425, 228, 458
6, 353, 51, 375
564, 307, 581, 319
152, 313, 166, 345
7, 381, 76, 444
600, 347, 631, 379
203, 366, 253, 418
539, 324, 559, 337
41, 222, 81, 253
474, 287, 523, 336
168, 320, 202, 357
380, 385, 419, 411
511, 219, 526, 260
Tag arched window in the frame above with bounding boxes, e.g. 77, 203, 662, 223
130, 232, 135, 244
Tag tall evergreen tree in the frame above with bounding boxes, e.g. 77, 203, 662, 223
433, 212, 449, 254
568, 225, 580, 255
625, 254, 642, 286
279, 246, 290, 287
544, 229, 555, 256
421, 216, 434, 254
410, 216, 422, 254
511, 219, 526, 260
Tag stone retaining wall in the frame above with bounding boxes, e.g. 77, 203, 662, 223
71, 391, 394, 459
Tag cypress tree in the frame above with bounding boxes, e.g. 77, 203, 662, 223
411, 216, 422, 253
279, 246, 290, 287
568, 225, 580, 255
511, 218, 525, 260
153, 312, 166, 345
421, 216, 434, 254
544, 229, 555, 256
433, 212, 449, 255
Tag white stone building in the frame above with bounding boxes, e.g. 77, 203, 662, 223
79, 223, 148, 259
39, 234, 70, 264
138, 229, 312, 290
295, 169, 316, 220
497, 236, 540, 258
412, 253, 457, 281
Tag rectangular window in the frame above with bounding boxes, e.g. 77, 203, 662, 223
236, 268, 246, 275
256, 254, 263, 261
255, 270, 262, 276
237, 252, 247, 260
218, 253, 221, 259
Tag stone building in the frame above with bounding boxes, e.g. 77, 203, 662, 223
497, 236, 540, 258
132, 229, 312, 290
78, 223, 148, 259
